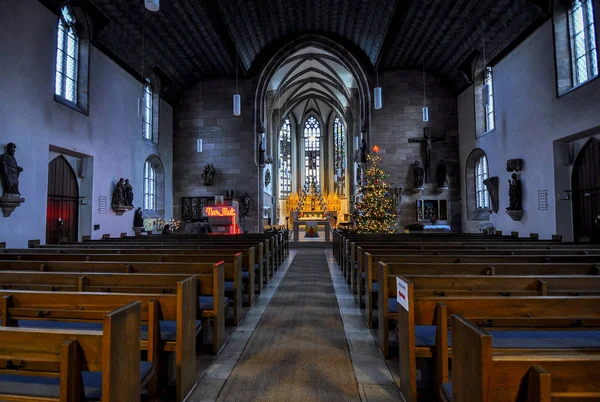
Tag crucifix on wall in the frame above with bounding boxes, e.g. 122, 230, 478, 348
408, 127, 446, 183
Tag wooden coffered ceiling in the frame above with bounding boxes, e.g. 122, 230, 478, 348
42, 0, 551, 101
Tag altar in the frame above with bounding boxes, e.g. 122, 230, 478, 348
293, 219, 331, 241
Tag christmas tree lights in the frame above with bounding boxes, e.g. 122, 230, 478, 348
352, 152, 396, 234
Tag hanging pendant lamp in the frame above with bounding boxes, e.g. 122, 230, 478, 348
233, 52, 241, 116
374, 69, 382, 110
145, 0, 159, 12
422, 64, 429, 122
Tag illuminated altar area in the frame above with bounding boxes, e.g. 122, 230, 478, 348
288, 178, 339, 240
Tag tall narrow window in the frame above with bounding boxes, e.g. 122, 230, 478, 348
144, 161, 156, 211
55, 6, 79, 103
475, 155, 489, 209
304, 116, 321, 184
279, 118, 292, 198
484, 67, 495, 132
569, 0, 598, 86
142, 80, 153, 141
333, 116, 346, 196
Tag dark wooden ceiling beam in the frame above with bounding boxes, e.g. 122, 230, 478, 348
201, 0, 247, 75
375, 0, 414, 70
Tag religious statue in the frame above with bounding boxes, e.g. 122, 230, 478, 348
133, 207, 144, 228
413, 161, 424, 188
408, 127, 446, 183
202, 164, 215, 186
436, 159, 448, 188
508, 173, 522, 210
0, 143, 23, 196
360, 139, 367, 164
265, 168, 271, 187
124, 179, 134, 206
111, 178, 126, 206
240, 193, 250, 217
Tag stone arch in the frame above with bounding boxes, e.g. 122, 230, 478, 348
143, 154, 165, 217
465, 148, 491, 221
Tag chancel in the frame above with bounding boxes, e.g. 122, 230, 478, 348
1, 0, 600, 401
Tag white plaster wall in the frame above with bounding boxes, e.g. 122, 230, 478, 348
458, 20, 600, 239
0, 0, 173, 247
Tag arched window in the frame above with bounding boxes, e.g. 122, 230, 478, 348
569, 0, 597, 86
55, 5, 79, 104
304, 116, 321, 184
484, 68, 495, 132
333, 116, 346, 196
144, 160, 156, 211
278, 117, 292, 198
475, 155, 490, 209
142, 79, 154, 141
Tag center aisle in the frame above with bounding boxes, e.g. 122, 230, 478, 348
216, 249, 361, 402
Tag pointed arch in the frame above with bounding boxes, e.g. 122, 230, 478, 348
46, 155, 79, 244
572, 137, 600, 241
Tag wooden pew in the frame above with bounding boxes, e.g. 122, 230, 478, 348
363, 260, 600, 329
449, 314, 600, 402
0, 270, 226, 355
0, 259, 242, 326
0, 283, 198, 402
0, 251, 256, 309
0, 301, 149, 402
391, 283, 600, 402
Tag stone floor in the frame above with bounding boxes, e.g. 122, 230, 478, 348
188, 248, 403, 402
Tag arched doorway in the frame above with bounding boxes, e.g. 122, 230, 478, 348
572, 138, 600, 242
46, 156, 79, 244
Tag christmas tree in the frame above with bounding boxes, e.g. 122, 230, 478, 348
352, 151, 396, 234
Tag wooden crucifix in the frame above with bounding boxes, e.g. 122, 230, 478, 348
408, 127, 446, 183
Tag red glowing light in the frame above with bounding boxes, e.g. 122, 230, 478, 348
204, 207, 236, 217
372, 145, 380, 153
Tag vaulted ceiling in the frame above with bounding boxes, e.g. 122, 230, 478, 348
47, 0, 551, 101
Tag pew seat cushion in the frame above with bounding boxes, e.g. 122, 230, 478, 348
415, 326, 438, 347
388, 298, 398, 313
224, 281, 234, 292
441, 382, 453, 401
0, 361, 154, 400
18, 320, 201, 342
487, 330, 600, 348
372, 282, 379, 293
242, 265, 260, 280
199, 295, 229, 311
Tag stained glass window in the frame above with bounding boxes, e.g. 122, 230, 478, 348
55, 6, 78, 103
475, 155, 489, 209
484, 67, 495, 132
304, 116, 320, 184
279, 118, 292, 198
142, 80, 153, 141
144, 161, 156, 210
334, 116, 346, 196
569, 0, 598, 86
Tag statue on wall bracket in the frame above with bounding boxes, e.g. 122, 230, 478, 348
111, 178, 134, 216
413, 161, 424, 193
0, 142, 25, 217
505, 159, 524, 221
202, 164, 215, 186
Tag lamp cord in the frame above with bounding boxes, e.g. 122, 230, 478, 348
423, 63, 426, 107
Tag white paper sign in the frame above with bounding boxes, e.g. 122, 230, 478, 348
396, 277, 409, 312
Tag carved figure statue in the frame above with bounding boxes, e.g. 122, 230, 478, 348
111, 178, 126, 206
265, 168, 271, 187
413, 161, 424, 188
360, 139, 367, 164
436, 159, 448, 188
133, 207, 144, 227
0, 143, 23, 196
240, 193, 250, 217
259, 140, 266, 165
508, 173, 522, 210
202, 164, 215, 186
124, 179, 134, 206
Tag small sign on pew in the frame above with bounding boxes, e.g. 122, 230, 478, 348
396, 277, 409, 312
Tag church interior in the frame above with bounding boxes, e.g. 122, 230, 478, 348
1, 0, 600, 401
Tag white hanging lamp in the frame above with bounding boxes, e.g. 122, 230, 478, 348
374, 69, 382, 110
145, 0, 159, 12
481, 19, 491, 107
422, 64, 429, 122
233, 53, 241, 116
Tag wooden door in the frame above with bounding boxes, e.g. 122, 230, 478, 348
46, 156, 79, 244
572, 138, 600, 242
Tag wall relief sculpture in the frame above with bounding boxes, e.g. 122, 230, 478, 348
483, 176, 499, 213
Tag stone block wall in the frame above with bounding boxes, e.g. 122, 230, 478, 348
173, 78, 260, 232
370, 70, 461, 231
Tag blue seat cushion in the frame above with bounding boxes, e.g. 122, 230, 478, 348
372, 282, 379, 293
242, 271, 249, 279
441, 382, 453, 401
415, 326, 438, 347
19, 320, 200, 342
224, 281, 234, 292
0, 361, 153, 401
487, 330, 600, 348
362, 273, 366, 280
388, 298, 398, 313
199, 295, 229, 311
